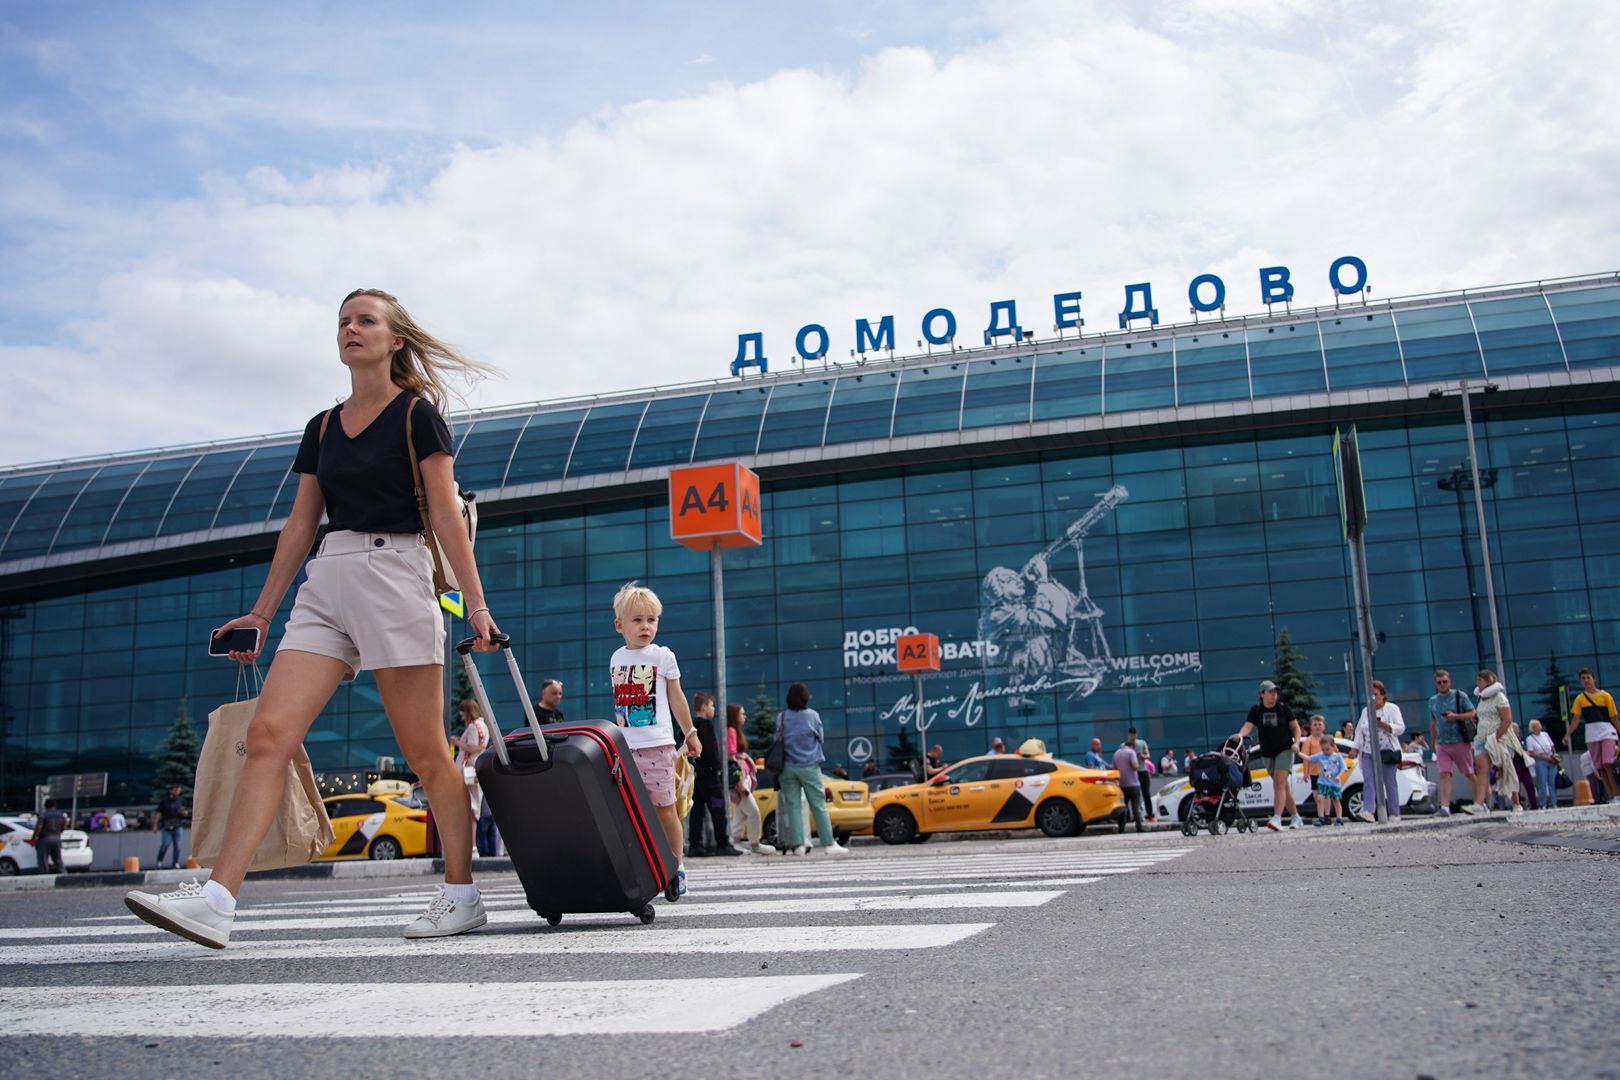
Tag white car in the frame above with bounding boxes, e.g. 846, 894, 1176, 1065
0, 815, 94, 875
1154, 739, 1435, 823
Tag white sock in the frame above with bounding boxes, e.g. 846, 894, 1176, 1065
441, 883, 479, 903
202, 879, 237, 914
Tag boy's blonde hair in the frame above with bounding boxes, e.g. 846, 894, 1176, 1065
613, 581, 663, 620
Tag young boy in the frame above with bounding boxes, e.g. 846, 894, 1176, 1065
1309, 741, 1347, 826
1301, 715, 1328, 822
610, 581, 703, 897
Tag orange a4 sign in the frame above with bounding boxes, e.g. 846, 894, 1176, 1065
669, 464, 762, 550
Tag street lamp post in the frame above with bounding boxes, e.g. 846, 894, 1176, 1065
1437, 465, 1499, 667
1429, 381, 1505, 674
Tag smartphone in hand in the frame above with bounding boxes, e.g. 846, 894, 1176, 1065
208, 627, 262, 657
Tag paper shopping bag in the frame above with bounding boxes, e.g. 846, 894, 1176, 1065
191, 697, 335, 871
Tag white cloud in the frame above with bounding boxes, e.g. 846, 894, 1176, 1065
3, 1, 1618, 466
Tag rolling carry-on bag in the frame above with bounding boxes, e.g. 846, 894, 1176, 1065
462, 634, 678, 926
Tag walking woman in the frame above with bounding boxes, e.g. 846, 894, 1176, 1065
726, 705, 773, 854
1473, 669, 1514, 811
124, 289, 501, 948
1353, 679, 1405, 821
775, 683, 848, 856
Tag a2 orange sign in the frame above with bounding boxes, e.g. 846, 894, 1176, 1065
896, 633, 940, 673
669, 464, 762, 550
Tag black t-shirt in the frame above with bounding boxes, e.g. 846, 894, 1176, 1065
293, 392, 454, 534
1246, 700, 1297, 756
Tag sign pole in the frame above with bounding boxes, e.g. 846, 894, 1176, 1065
896, 633, 942, 779
710, 546, 729, 849
915, 673, 926, 779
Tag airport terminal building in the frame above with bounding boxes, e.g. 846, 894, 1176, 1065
2, 272, 1617, 809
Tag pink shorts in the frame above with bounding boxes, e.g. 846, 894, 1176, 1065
631, 744, 678, 807
1592, 737, 1618, 770
1435, 742, 1475, 776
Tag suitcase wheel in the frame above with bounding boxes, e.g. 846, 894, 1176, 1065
664, 878, 680, 903
543, 913, 562, 927
638, 904, 656, 925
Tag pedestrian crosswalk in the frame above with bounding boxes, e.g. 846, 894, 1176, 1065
0, 841, 1189, 1038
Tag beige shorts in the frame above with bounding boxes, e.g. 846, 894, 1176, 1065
278, 530, 445, 678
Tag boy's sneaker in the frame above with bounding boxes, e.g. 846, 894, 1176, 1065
1265, 816, 1282, 832
1332, 818, 1346, 827
1312, 818, 1325, 827
402, 887, 487, 939
676, 866, 688, 897
124, 880, 233, 949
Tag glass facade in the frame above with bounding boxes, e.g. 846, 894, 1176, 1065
1, 275, 1617, 808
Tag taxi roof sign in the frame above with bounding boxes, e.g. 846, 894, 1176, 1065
669, 463, 762, 550
896, 633, 940, 673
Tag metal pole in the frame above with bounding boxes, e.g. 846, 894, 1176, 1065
1459, 383, 1505, 674
710, 548, 730, 848
1348, 532, 1388, 822
916, 673, 926, 780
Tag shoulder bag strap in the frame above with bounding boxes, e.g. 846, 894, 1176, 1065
405, 396, 451, 595
318, 408, 333, 444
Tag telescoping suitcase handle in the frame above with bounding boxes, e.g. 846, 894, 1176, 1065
455, 633, 547, 766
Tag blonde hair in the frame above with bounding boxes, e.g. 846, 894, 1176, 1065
341, 288, 499, 411
1477, 669, 1498, 685
613, 581, 663, 620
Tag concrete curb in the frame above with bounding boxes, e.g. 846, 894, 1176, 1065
0, 856, 515, 894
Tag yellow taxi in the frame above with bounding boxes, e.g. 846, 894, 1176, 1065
755, 775, 873, 846
869, 753, 1123, 843
318, 784, 430, 861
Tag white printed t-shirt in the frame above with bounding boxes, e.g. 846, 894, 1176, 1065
610, 644, 681, 750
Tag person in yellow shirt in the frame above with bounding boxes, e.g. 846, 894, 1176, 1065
1565, 668, 1618, 800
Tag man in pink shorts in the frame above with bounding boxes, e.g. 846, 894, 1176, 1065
1566, 668, 1618, 802
1429, 669, 1486, 815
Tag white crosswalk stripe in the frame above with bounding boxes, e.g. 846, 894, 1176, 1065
1, 842, 1189, 1037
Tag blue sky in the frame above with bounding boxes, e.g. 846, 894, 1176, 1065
2, 1, 1617, 464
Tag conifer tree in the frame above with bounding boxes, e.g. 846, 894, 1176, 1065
745, 684, 777, 750
153, 698, 202, 801
1272, 628, 1320, 718
1533, 651, 1571, 744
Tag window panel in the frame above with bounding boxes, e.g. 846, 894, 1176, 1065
212, 447, 296, 529
1393, 303, 1484, 384
567, 401, 647, 477
960, 356, 1032, 429
1031, 347, 1101, 421
158, 450, 252, 537
0, 474, 48, 555
45, 463, 144, 554
758, 380, 834, 453
451, 416, 528, 493
1102, 339, 1174, 413
1320, 312, 1405, 389
626, 394, 705, 470
1246, 322, 1326, 398
0, 468, 96, 559
1547, 285, 1620, 369
694, 387, 770, 461
890, 364, 964, 438
505, 408, 587, 486
102, 456, 200, 546
1467, 295, 1565, 375
823, 373, 898, 446
1174, 333, 1249, 405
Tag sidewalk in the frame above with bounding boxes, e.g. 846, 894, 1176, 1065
0, 855, 517, 893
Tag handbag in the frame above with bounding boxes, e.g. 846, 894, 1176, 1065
317, 399, 477, 598
1453, 691, 1477, 743
1379, 748, 1402, 766
764, 713, 787, 774
190, 667, 334, 871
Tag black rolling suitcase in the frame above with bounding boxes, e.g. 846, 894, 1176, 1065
461, 634, 678, 926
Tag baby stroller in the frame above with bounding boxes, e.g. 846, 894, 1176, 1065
1182, 736, 1253, 836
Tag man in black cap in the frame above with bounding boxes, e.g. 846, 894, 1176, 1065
1236, 679, 1303, 831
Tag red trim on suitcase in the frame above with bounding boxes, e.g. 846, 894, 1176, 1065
505, 725, 670, 886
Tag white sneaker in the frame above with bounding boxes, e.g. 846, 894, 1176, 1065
403, 888, 488, 939
124, 880, 234, 949
822, 842, 850, 855
1511, 804, 1525, 814
749, 842, 777, 855
1436, 806, 1452, 817
1355, 810, 1376, 824
1288, 816, 1303, 830
1265, 816, 1282, 832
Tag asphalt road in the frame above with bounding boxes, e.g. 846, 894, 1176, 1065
1, 812, 1617, 1079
